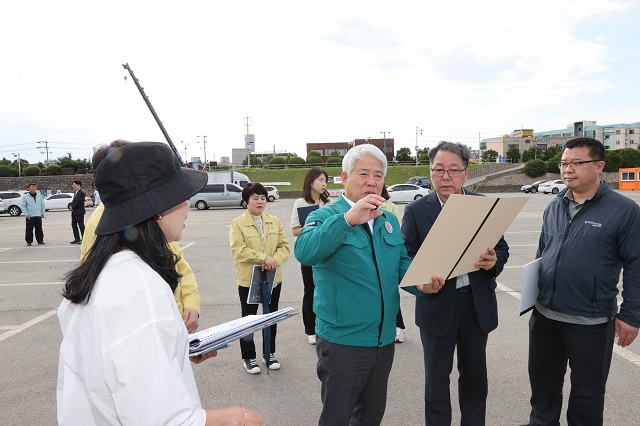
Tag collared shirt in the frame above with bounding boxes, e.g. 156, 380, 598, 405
435, 191, 470, 289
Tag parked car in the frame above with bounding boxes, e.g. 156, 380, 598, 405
406, 176, 432, 189
44, 193, 76, 211
0, 198, 4, 214
539, 179, 567, 194
93, 191, 101, 206
0, 191, 24, 216
387, 184, 431, 203
189, 183, 245, 210
263, 185, 280, 202
520, 180, 548, 193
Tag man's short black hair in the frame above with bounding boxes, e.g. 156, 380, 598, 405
73, 180, 82, 186
564, 137, 605, 161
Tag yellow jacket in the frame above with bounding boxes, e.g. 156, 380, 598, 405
229, 212, 291, 287
79, 203, 201, 315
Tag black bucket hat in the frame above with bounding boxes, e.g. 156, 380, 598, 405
94, 142, 207, 236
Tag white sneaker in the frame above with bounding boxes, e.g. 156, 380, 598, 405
307, 334, 317, 345
243, 358, 261, 374
263, 353, 280, 370
395, 327, 405, 343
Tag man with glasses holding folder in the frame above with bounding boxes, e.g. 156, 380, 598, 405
401, 141, 510, 426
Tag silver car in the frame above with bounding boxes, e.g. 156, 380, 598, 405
189, 183, 245, 210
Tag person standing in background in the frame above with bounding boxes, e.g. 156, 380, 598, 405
21, 183, 45, 246
290, 167, 332, 345
230, 182, 291, 374
69, 180, 86, 244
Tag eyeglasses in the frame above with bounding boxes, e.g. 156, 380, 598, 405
557, 160, 601, 169
430, 168, 465, 177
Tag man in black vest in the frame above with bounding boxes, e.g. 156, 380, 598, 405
69, 180, 86, 244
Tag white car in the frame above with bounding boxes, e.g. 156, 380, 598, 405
387, 184, 431, 203
539, 179, 567, 194
263, 185, 280, 202
0, 198, 4, 214
44, 193, 76, 211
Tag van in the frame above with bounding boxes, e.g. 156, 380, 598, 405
189, 183, 245, 210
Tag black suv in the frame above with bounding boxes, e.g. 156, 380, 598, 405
0, 191, 23, 216
406, 176, 432, 189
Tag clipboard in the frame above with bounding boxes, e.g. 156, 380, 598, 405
247, 265, 277, 304
519, 258, 541, 315
400, 194, 527, 287
297, 205, 319, 225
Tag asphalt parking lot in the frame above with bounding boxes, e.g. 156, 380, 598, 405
1, 192, 640, 425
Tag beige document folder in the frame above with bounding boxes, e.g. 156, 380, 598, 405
400, 194, 527, 287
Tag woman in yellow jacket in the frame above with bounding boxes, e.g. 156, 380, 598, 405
230, 183, 290, 375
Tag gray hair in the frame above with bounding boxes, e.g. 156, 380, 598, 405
429, 141, 470, 169
342, 144, 387, 176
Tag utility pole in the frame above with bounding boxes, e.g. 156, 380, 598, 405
37, 141, 51, 164
415, 127, 424, 166
181, 141, 189, 163
198, 136, 207, 169
12, 153, 22, 177
380, 131, 390, 163
244, 117, 252, 168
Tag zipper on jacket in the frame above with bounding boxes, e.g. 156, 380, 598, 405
361, 224, 384, 345
591, 275, 598, 308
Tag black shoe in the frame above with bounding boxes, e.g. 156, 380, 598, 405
37, 242, 45, 245
27, 243, 32, 246
70, 240, 81, 244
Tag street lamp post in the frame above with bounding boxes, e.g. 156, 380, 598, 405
380, 131, 390, 163
198, 136, 207, 170
12, 153, 22, 177
415, 127, 424, 166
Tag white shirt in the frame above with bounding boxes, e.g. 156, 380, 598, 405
57, 251, 206, 425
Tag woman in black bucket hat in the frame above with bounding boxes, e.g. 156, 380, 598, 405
57, 142, 263, 425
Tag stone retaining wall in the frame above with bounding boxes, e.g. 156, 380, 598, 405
0, 175, 94, 194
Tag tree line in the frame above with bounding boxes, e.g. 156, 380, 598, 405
0, 153, 92, 177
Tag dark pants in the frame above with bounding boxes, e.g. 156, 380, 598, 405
301, 264, 316, 335
316, 338, 395, 426
71, 213, 85, 241
396, 305, 405, 329
25, 216, 44, 244
527, 308, 614, 426
237, 283, 281, 360
420, 290, 488, 426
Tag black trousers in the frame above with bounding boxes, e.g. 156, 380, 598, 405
420, 290, 488, 426
301, 264, 316, 335
237, 283, 281, 360
71, 213, 85, 241
316, 338, 395, 426
527, 308, 615, 426
25, 216, 44, 244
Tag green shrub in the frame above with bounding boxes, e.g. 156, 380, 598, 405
24, 165, 41, 176
287, 156, 305, 167
306, 156, 323, 165
524, 159, 547, 177
0, 165, 11, 177
603, 151, 623, 172
45, 165, 62, 175
546, 154, 561, 174
327, 157, 342, 165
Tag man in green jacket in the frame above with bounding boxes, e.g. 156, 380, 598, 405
295, 144, 413, 426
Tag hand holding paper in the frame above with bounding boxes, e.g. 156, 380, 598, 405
474, 247, 497, 271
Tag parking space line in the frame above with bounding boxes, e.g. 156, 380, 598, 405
0, 309, 57, 343
0, 282, 64, 287
497, 281, 640, 368
0, 260, 78, 264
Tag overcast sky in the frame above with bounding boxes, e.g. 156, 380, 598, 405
1, 0, 638, 165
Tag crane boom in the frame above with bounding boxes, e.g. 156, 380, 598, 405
121, 63, 186, 166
